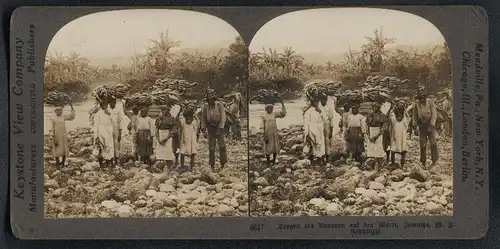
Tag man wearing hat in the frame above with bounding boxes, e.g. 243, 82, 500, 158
412, 86, 439, 168
201, 88, 227, 170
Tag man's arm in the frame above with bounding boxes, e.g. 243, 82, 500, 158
218, 102, 226, 129
201, 104, 208, 130
412, 103, 418, 127
429, 99, 437, 126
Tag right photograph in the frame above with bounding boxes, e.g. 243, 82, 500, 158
248, 8, 453, 216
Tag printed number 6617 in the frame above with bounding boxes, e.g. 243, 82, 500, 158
250, 224, 264, 232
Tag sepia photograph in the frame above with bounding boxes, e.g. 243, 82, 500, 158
248, 8, 453, 216
43, 9, 249, 218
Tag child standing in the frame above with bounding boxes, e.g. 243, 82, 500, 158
179, 112, 200, 171
136, 108, 155, 166
261, 100, 287, 165
49, 103, 76, 168
345, 104, 365, 162
389, 111, 409, 168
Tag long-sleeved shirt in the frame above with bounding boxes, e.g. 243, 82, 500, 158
412, 98, 437, 126
201, 101, 226, 129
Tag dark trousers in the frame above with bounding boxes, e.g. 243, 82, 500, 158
233, 120, 242, 140
207, 125, 227, 167
418, 123, 438, 164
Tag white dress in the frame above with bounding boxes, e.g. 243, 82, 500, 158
329, 96, 342, 137
180, 117, 199, 155
109, 107, 123, 157
319, 104, 332, 155
93, 110, 115, 160
389, 113, 409, 153
303, 107, 325, 158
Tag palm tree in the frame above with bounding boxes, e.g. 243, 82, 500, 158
280, 46, 304, 77
147, 30, 182, 76
361, 27, 396, 72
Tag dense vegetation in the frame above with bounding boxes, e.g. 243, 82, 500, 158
44, 33, 248, 103
248, 28, 452, 99
44, 28, 451, 103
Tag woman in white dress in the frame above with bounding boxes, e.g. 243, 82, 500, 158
93, 100, 115, 168
155, 105, 177, 171
365, 102, 389, 170
303, 97, 325, 163
108, 97, 122, 165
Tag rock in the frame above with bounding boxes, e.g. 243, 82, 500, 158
423, 190, 434, 197
292, 159, 311, 169
325, 203, 341, 215
164, 197, 179, 207
45, 180, 59, 189
368, 181, 384, 190
199, 167, 218, 185
261, 186, 274, 195
309, 198, 327, 209
262, 168, 272, 175
153, 192, 169, 202
362, 189, 378, 199
441, 181, 453, 189
410, 170, 429, 182
159, 184, 176, 193
425, 202, 443, 214
232, 183, 246, 191
355, 187, 366, 195
238, 205, 248, 212
217, 204, 235, 216
229, 198, 239, 208
101, 200, 120, 210
254, 177, 269, 187
117, 205, 134, 217
146, 190, 157, 197
390, 188, 411, 198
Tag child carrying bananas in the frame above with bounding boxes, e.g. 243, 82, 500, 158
260, 99, 287, 166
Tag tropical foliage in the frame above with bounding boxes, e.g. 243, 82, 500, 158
249, 27, 452, 99
44, 33, 248, 102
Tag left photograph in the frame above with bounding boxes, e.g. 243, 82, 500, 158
43, 9, 249, 218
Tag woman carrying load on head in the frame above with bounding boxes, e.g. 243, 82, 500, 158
365, 101, 389, 170
260, 99, 287, 166
93, 97, 115, 168
49, 102, 76, 169
155, 105, 177, 171
303, 95, 325, 164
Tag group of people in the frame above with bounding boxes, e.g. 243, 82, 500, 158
259, 86, 444, 171
49, 88, 231, 172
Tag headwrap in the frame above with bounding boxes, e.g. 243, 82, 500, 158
417, 86, 427, 97
54, 106, 63, 112
206, 88, 216, 99
265, 104, 274, 109
160, 105, 170, 111
372, 102, 382, 108
351, 103, 360, 109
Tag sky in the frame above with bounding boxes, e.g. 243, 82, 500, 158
248, 8, 446, 54
47, 9, 240, 58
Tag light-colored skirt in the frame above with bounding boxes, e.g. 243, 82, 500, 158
97, 125, 115, 160
366, 127, 385, 158
156, 129, 175, 161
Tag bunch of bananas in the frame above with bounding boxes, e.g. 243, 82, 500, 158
44, 91, 71, 107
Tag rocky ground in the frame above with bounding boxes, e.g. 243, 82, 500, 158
44, 126, 249, 218
248, 125, 453, 217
